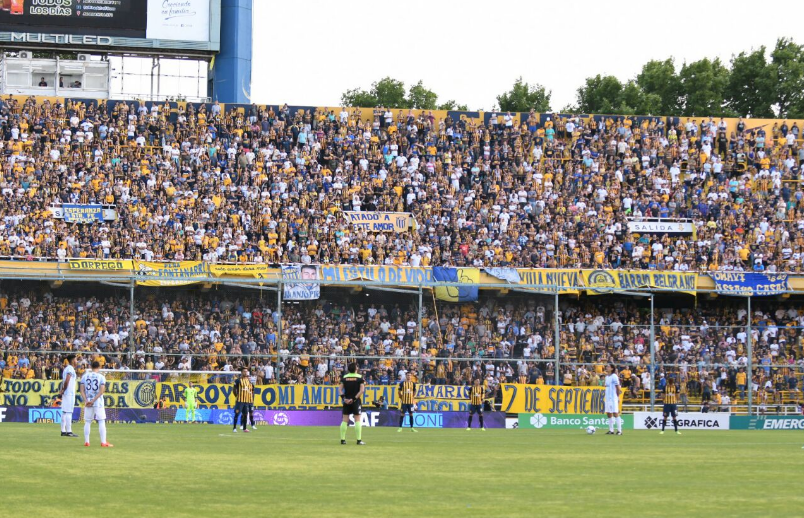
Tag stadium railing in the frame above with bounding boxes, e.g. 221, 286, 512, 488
0, 273, 802, 414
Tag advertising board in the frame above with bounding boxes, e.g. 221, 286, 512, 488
633, 412, 730, 430
0, 0, 218, 52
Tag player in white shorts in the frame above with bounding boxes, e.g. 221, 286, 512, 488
604, 364, 622, 435
80, 361, 113, 448
59, 354, 78, 437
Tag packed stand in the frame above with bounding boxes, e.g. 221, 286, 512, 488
0, 97, 803, 271
1, 284, 801, 405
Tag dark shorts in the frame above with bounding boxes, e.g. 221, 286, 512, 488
663, 404, 678, 416
469, 404, 483, 414
342, 399, 362, 416
233, 402, 243, 413
241, 403, 253, 414
401, 404, 415, 413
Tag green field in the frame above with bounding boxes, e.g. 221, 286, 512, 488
1, 423, 802, 517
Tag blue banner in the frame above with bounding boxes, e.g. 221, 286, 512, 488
709, 272, 790, 296
432, 267, 479, 302
63, 204, 104, 223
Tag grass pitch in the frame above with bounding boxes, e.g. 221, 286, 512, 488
1, 423, 802, 517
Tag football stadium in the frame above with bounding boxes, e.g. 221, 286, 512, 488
1, 1, 804, 517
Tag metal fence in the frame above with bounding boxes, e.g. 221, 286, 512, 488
0, 273, 802, 415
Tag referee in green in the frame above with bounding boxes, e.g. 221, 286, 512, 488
340, 363, 365, 445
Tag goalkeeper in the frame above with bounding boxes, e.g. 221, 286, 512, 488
183, 381, 199, 423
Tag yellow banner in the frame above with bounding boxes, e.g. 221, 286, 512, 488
134, 261, 208, 286
208, 264, 271, 278
501, 384, 622, 414
1, 378, 142, 408
518, 269, 583, 294
68, 259, 134, 271
582, 270, 696, 295
153, 382, 472, 410
343, 211, 414, 233
433, 267, 480, 302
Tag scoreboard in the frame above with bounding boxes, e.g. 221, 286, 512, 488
0, 0, 219, 54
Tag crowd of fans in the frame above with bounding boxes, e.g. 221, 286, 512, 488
0, 285, 801, 404
0, 96, 803, 270
1, 95, 804, 405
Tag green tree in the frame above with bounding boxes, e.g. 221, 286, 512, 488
636, 59, 681, 114
407, 80, 439, 110
575, 75, 623, 114
769, 38, 804, 117
437, 100, 469, 111
678, 58, 731, 116
341, 77, 466, 110
496, 77, 551, 112
340, 87, 378, 108
372, 77, 408, 108
620, 80, 662, 115
725, 47, 774, 117
340, 77, 407, 108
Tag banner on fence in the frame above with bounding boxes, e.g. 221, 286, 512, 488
343, 211, 414, 233
709, 272, 790, 296
62, 204, 104, 223
281, 265, 320, 300
318, 265, 432, 284
484, 267, 521, 283
155, 382, 472, 411
582, 270, 697, 295
208, 264, 272, 278
627, 221, 694, 234
433, 267, 479, 302
729, 416, 804, 430
134, 261, 208, 286
68, 259, 134, 271
3, 380, 475, 411
633, 412, 730, 430
517, 269, 583, 294
517, 413, 634, 430
501, 384, 621, 414
1, 379, 143, 408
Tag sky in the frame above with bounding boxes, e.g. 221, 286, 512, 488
250, 0, 804, 111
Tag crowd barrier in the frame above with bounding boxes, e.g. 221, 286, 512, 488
514, 413, 804, 431
8, 406, 802, 431
517, 413, 635, 430
0, 407, 506, 428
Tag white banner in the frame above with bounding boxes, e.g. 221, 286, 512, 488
50, 205, 117, 221
147, 0, 210, 42
485, 267, 522, 283
633, 412, 730, 430
343, 211, 414, 233
627, 221, 694, 234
